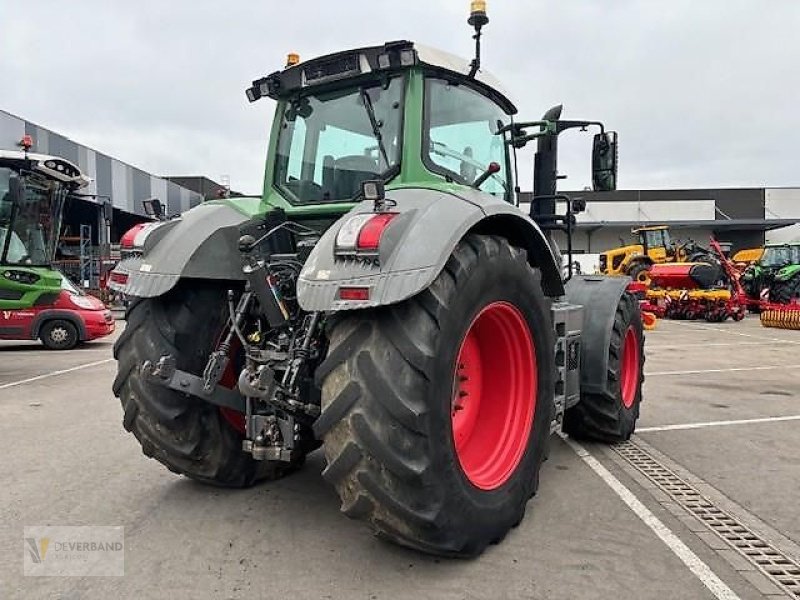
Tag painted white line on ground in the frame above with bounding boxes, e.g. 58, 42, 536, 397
563, 436, 740, 600
647, 364, 800, 376
647, 340, 791, 350
0, 359, 114, 391
637, 414, 800, 433
667, 320, 800, 345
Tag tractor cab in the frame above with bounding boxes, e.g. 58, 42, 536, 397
761, 243, 800, 269
634, 225, 674, 261
246, 38, 617, 230
0, 146, 90, 269
248, 43, 519, 210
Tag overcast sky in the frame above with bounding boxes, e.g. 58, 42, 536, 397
3, 1, 799, 195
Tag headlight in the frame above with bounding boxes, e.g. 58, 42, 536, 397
70, 294, 99, 310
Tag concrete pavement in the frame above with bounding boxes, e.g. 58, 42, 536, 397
1, 316, 798, 599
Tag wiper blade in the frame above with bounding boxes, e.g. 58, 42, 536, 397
360, 88, 390, 170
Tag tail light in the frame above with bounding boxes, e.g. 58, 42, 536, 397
336, 213, 397, 253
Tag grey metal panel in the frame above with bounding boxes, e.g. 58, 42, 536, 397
111, 159, 128, 210
132, 168, 151, 209
166, 182, 183, 215
47, 132, 79, 164
95, 153, 113, 202
33, 126, 49, 154
0, 111, 26, 149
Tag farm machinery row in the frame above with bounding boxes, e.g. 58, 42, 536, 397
619, 233, 800, 328
627, 238, 748, 323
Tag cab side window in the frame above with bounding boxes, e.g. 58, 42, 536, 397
424, 78, 510, 199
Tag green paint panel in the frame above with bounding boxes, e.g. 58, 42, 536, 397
0, 266, 63, 310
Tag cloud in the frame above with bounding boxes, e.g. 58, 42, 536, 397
2, 0, 798, 193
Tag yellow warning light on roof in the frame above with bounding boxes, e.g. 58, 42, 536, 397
468, 1, 488, 28
471, 0, 486, 13
286, 53, 300, 67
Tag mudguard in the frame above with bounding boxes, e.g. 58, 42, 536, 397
296, 186, 563, 312
775, 264, 800, 283
565, 274, 632, 395
122, 203, 252, 298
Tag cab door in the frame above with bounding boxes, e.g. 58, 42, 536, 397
644, 230, 668, 263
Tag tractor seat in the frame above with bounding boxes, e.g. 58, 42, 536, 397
332, 155, 379, 199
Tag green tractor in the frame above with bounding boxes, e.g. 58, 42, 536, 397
112, 4, 644, 556
741, 241, 800, 306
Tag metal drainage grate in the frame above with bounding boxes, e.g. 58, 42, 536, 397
614, 440, 800, 597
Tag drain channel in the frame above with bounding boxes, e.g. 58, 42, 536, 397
613, 440, 800, 597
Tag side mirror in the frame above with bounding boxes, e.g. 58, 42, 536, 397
592, 131, 618, 192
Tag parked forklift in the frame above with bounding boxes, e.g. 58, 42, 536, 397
0, 139, 114, 349
599, 224, 711, 283
112, 2, 645, 557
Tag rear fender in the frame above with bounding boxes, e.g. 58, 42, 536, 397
775, 264, 800, 282
565, 275, 631, 395
121, 203, 253, 298
296, 187, 563, 312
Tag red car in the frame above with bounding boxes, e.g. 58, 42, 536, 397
0, 275, 115, 350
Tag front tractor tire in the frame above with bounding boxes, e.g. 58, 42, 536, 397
112, 283, 302, 487
315, 235, 554, 557
563, 292, 645, 442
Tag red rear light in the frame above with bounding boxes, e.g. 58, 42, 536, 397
356, 213, 397, 251
110, 272, 128, 285
338, 287, 370, 301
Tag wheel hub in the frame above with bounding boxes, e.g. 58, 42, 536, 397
620, 326, 640, 409
50, 327, 68, 343
451, 301, 536, 491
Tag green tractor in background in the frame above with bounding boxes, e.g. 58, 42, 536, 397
741, 241, 800, 307
112, 3, 645, 556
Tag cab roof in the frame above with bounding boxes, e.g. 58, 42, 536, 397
246, 40, 517, 115
0, 149, 90, 189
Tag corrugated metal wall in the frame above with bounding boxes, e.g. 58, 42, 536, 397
1, 109, 203, 216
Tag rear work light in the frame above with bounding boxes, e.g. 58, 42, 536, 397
109, 272, 129, 285
335, 213, 397, 253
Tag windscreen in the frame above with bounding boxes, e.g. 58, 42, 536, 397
762, 245, 800, 267
274, 76, 404, 203
0, 168, 66, 266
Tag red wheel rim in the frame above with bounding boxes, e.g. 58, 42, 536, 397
451, 301, 536, 491
620, 326, 640, 409
218, 338, 246, 435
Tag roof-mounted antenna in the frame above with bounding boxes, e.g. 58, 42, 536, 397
468, 1, 489, 78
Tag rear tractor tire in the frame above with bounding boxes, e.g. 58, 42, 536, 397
563, 292, 645, 442
316, 235, 555, 557
771, 276, 800, 305
112, 283, 305, 487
